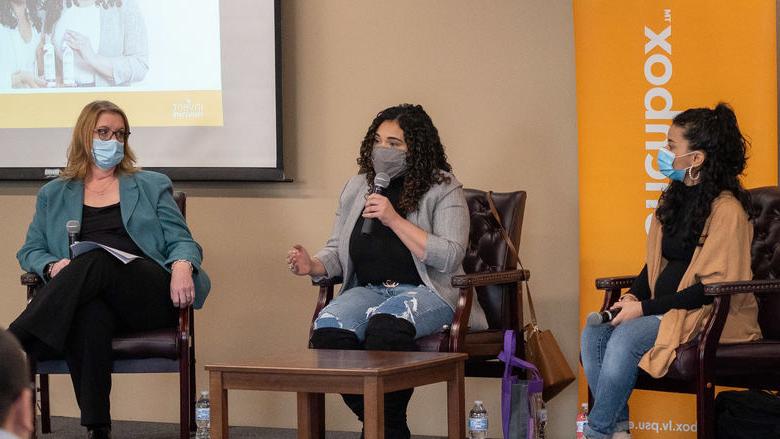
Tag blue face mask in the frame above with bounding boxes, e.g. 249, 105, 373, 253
656, 147, 695, 182
92, 139, 124, 170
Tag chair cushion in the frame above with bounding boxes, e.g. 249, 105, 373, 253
660, 338, 780, 380
112, 328, 179, 360
416, 332, 448, 352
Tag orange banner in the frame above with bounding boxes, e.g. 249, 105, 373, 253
575, 1, 777, 437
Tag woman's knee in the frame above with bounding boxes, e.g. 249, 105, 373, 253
581, 324, 611, 355
364, 314, 416, 351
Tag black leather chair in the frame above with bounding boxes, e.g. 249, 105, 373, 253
310, 189, 529, 377
21, 192, 196, 439
592, 186, 780, 439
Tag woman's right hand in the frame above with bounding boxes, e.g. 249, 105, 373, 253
50, 258, 71, 278
287, 244, 313, 276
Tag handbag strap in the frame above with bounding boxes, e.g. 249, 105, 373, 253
486, 191, 538, 328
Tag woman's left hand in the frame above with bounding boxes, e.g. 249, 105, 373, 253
64, 30, 96, 61
363, 193, 401, 227
170, 263, 195, 308
611, 300, 643, 326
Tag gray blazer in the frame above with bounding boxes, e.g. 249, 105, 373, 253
314, 172, 488, 331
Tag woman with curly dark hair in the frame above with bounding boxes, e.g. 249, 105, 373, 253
0, 0, 44, 88
287, 104, 487, 439
580, 103, 761, 439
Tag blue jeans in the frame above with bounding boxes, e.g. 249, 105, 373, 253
313, 284, 454, 341
580, 316, 661, 439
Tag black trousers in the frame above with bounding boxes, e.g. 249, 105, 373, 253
10, 250, 176, 427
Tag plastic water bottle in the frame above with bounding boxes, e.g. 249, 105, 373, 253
468, 400, 488, 439
62, 42, 75, 86
576, 402, 589, 438
538, 406, 548, 438
43, 35, 55, 86
195, 391, 211, 438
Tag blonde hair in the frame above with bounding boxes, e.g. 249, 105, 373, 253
59, 100, 139, 180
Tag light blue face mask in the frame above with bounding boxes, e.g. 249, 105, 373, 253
656, 147, 695, 182
92, 139, 124, 170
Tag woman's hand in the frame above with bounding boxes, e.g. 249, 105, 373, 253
64, 30, 96, 62
287, 244, 313, 276
12, 71, 45, 88
49, 258, 71, 278
363, 193, 401, 227
611, 300, 644, 325
170, 262, 195, 308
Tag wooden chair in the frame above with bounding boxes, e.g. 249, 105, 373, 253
592, 186, 780, 439
310, 189, 529, 377
21, 192, 196, 439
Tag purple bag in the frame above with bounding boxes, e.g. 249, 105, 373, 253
498, 330, 543, 439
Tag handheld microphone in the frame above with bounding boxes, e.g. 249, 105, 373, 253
361, 172, 391, 236
66, 220, 80, 259
586, 307, 622, 326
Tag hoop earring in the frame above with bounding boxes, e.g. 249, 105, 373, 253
688, 166, 701, 182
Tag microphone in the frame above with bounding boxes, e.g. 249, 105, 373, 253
66, 220, 80, 259
361, 172, 391, 236
586, 307, 622, 326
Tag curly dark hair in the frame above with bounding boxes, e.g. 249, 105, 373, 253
43, 0, 121, 33
356, 104, 452, 214
655, 102, 753, 246
0, 0, 43, 32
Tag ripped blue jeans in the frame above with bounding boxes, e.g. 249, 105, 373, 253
313, 283, 454, 342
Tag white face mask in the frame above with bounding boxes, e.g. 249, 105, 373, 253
371, 147, 408, 179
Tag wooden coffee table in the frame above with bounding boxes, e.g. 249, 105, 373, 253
205, 349, 467, 439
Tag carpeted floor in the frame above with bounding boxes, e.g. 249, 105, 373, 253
39, 416, 443, 438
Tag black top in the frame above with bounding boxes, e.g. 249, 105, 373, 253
79, 203, 146, 257
349, 175, 423, 287
631, 186, 712, 315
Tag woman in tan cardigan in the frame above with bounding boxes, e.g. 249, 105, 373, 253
580, 103, 761, 439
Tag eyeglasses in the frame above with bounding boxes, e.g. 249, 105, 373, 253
94, 127, 130, 143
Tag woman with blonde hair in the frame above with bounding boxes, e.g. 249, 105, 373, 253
9, 100, 210, 439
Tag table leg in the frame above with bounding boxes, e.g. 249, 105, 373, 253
363, 376, 385, 439
297, 392, 325, 439
447, 361, 465, 439
209, 371, 229, 439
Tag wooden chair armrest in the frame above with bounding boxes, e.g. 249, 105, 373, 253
695, 294, 732, 382
21, 272, 43, 287
308, 278, 342, 342
177, 306, 193, 347
451, 269, 529, 288
21, 272, 43, 302
595, 275, 636, 291
449, 285, 474, 352
593, 275, 636, 312
704, 279, 780, 296
311, 276, 343, 287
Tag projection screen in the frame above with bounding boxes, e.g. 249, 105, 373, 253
0, 0, 283, 181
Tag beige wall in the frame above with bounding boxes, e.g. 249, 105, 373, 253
0, 1, 579, 437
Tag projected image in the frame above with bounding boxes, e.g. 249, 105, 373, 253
0, 0, 221, 90
0, 0, 223, 127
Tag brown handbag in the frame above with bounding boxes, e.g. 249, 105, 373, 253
487, 192, 576, 402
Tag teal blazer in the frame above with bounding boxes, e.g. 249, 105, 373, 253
17, 170, 211, 309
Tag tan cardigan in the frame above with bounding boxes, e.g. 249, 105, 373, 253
638, 192, 762, 378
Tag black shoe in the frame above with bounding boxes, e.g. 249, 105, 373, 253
87, 426, 111, 439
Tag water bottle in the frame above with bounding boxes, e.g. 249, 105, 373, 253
538, 406, 547, 438
43, 34, 55, 86
576, 402, 589, 438
195, 391, 211, 439
468, 400, 488, 439
62, 42, 75, 87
